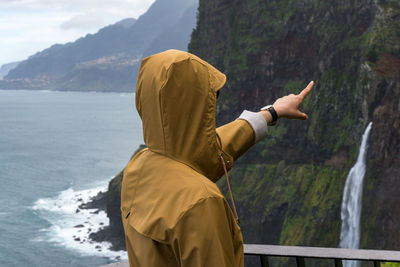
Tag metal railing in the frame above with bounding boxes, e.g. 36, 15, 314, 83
100, 244, 400, 267
244, 244, 400, 267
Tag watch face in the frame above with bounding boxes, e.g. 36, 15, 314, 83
260, 105, 273, 111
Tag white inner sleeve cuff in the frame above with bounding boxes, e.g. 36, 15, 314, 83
237, 110, 268, 143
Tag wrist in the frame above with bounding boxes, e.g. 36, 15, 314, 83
259, 110, 273, 124
260, 105, 278, 125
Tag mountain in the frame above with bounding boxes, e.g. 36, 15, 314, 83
1, 0, 198, 92
0, 62, 20, 79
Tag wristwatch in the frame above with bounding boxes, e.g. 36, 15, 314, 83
260, 105, 278, 126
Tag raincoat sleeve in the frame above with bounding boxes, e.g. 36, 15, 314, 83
217, 111, 267, 161
171, 197, 243, 267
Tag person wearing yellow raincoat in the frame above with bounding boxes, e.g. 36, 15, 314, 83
121, 49, 314, 267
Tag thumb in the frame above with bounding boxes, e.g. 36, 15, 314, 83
298, 111, 308, 120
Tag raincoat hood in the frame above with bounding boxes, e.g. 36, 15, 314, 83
135, 49, 233, 181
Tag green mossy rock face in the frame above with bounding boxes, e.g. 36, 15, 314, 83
218, 163, 346, 246
190, 0, 400, 263
382, 263, 400, 267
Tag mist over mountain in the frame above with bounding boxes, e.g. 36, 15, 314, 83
0, 62, 20, 79
1, 0, 198, 92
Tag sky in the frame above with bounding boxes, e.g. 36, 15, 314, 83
0, 0, 156, 66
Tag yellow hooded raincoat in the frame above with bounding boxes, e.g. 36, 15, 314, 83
121, 50, 258, 267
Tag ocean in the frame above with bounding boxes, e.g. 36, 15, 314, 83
0, 90, 143, 267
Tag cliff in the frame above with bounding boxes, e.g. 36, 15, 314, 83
92, 0, 399, 265
189, 0, 399, 260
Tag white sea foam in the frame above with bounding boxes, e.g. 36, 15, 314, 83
32, 186, 127, 261
119, 93, 132, 97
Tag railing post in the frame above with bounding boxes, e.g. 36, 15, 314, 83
296, 257, 306, 267
334, 258, 343, 267
374, 261, 380, 267
260, 255, 269, 267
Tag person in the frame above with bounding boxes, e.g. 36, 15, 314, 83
121, 49, 313, 267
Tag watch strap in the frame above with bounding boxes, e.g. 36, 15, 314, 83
260, 105, 278, 125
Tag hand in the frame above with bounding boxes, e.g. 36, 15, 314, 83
272, 81, 314, 120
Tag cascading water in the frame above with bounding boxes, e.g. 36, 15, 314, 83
339, 122, 373, 267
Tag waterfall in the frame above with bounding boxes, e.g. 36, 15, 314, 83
339, 122, 372, 267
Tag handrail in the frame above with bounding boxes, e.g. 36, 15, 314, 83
99, 244, 400, 267
244, 244, 400, 267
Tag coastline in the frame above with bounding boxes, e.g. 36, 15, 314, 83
32, 185, 127, 262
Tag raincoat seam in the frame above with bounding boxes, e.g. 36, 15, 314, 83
128, 149, 149, 216
147, 148, 219, 187
174, 196, 224, 230
129, 227, 170, 245
158, 67, 169, 152
159, 56, 192, 153
144, 148, 220, 197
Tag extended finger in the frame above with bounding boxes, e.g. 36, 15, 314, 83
297, 111, 308, 120
298, 81, 314, 99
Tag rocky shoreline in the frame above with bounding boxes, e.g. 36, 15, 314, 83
78, 171, 126, 251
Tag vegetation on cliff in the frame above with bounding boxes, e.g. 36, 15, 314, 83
189, 0, 400, 264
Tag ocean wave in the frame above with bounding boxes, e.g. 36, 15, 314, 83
119, 93, 133, 97
32, 186, 127, 261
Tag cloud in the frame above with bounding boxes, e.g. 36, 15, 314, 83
0, 0, 155, 19
0, 0, 156, 65
0, 12, 84, 64
60, 14, 104, 31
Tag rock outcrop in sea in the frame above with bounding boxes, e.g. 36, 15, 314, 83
85, 171, 126, 251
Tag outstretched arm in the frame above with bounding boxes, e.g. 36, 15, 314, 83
216, 81, 314, 161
